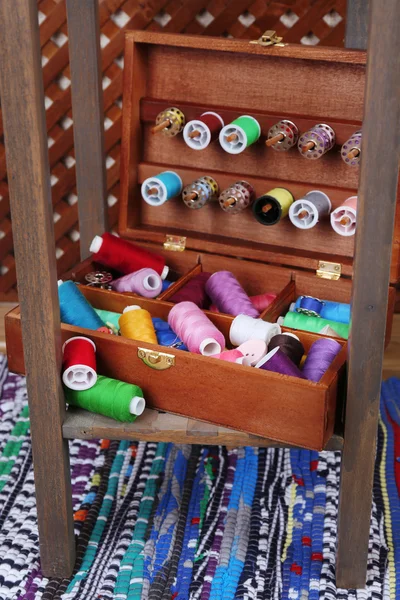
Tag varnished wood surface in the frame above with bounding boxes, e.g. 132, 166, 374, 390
0, 0, 75, 577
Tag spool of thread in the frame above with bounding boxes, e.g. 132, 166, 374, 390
330, 196, 357, 236
62, 337, 97, 391
152, 317, 188, 351
236, 339, 267, 366
182, 176, 218, 209
267, 332, 304, 367
253, 188, 294, 226
168, 301, 225, 356
295, 296, 326, 318
255, 347, 305, 379
64, 375, 145, 422
94, 308, 121, 333
205, 271, 259, 317
249, 292, 277, 312
341, 130, 362, 166
90, 233, 168, 279
168, 272, 212, 308
162, 280, 173, 292
298, 124, 335, 159
279, 312, 349, 339
58, 280, 105, 330
302, 338, 342, 382
230, 315, 281, 347
211, 348, 244, 363
141, 171, 183, 207
265, 120, 299, 151
290, 296, 351, 324
112, 268, 162, 298
152, 107, 185, 137
119, 305, 158, 345
289, 191, 331, 230
183, 112, 224, 150
218, 181, 255, 215
219, 116, 261, 154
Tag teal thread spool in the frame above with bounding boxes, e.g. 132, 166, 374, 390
279, 311, 349, 339
219, 116, 261, 154
64, 375, 145, 422
94, 308, 121, 333
141, 171, 183, 206
58, 280, 105, 330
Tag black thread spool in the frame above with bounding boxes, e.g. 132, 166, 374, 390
252, 187, 294, 226
268, 332, 305, 367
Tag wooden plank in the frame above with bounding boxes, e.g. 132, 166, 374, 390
345, 0, 369, 49
0, 0, 75, 578
336, 0, 400, 588
66, 0, 108, 259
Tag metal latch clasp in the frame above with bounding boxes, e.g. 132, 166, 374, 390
163, 235, 186, 252
316, 261, 342, 280
138, 348, 175, 370
250, 30, 286, 47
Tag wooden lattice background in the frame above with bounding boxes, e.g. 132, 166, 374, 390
0, 0, 347, 301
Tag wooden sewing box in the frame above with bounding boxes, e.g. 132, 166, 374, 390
5, 31, 400, 451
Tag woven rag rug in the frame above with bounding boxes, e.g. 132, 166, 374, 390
0, 354, 399, 600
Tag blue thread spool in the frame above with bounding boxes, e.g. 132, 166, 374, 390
58, 280, 105, 330
296, 296, 325, 317
161, 280, 173, 292
152, 317, 188, 350
291, 296, 351, 324
141, 171, 183, 206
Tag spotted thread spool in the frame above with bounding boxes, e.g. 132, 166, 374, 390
64, 375, 146, 422
141, 171, 183, 207
205, 271, 259, 317
290, 296, 351, 324
267, 332, 304, 367
219, 116, 261, 154
119, 305, 158, 345
219, 180, 255, 214
341, 130, 362, 166
278, 312, 349, 339
58, 280, 105, 330
62, 337, 97, 391
265, 120, 299, 151
255, 347, 305, 379
302, 338, 342, 382
168, 301, 225, 356
112, 268, 162, 298
182, 176, 219, 209
183, 112, 224, 150
298, 124, 335, 159
289, 191, 331, 230
152, 107, 185, 137
84, 271, 113, 289
253, 187, 294, 226
330, 196, 357, 237
230, 314, 281, 347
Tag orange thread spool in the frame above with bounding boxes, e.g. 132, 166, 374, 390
119, 305, 157, 345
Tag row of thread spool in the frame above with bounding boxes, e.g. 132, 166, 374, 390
141, 173, 357, 236
152, 106, 362, 165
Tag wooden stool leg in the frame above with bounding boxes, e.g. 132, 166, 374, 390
336, 0, 400, 588
0, 1, 75, 577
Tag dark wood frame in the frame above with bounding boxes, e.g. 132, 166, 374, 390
0, 0, 399, 589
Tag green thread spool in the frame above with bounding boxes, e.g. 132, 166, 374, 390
253, 187, 294, 226
64, 375, 145, 422
279, 312, 349, 339
94, 308, 121, 333
219, 115, 261, 154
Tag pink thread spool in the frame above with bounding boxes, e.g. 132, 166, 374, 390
249, 293, 277, 312
211, 348, 244, 362
168, 301, 225, 356
112, 268, 163, 298
330, 196, 357, 236
205, 271, 259, 317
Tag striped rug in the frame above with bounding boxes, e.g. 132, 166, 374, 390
0, 353, 398, 600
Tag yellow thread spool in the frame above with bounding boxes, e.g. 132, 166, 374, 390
119, 305, 157, 345
252, 187, 294, 226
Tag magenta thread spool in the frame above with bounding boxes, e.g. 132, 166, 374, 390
298, 124, 335, 160
267, 332, 304, 367
330, 196, 357, 236
302, 338, 342, 382
168, 301, 225, 356
255, 347, 305, 378
168, 272, 212, 308
341, 130, 362, 166
111, 268, 162, 298
183, 112, 224, 150
219, 181, 255, 215
211, 348, 244, 363
205, 271, 259, 317
266, 120, 299, 151
289, 191, 331, 230
182, 176, 219, 209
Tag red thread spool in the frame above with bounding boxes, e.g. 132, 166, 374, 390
62, 337, 97, 391
183, 112, 224, 150
90, 233, 168, 279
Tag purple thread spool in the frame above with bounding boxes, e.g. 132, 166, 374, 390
168, 272, 212, 308
302, 338, 342, 382
205, 271, 259, 317
112, 268, 162, 298
298, 124, 335, 160
255, 347, 305, 379
341, 130, 362, 167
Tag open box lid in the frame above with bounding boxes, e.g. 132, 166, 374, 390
118, 31, 400, 283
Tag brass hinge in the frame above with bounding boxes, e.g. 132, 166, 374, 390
163, 234, 186, 252
316, 261, 342, 280
250, 30, 286, 47
138, 348, 175, 370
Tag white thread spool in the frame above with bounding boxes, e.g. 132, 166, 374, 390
229, 315, 281, 347
183, 112, 224, 150
289, 191, 331, 229
330, 196, 357, 236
